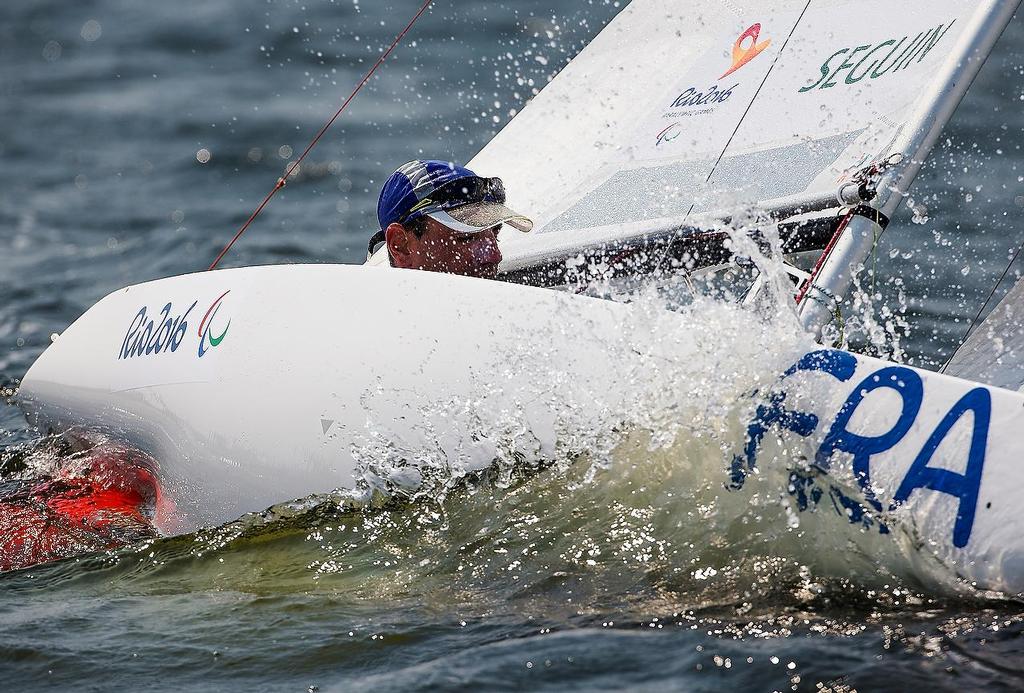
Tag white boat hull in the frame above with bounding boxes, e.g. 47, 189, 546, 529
18, 265, 656, 529
17, 264, 1024, 592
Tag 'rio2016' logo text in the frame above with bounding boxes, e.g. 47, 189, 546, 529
119, 301, 197, 359
669, 83, 738, 109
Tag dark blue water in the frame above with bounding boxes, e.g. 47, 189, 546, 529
3, 1, 1024, 689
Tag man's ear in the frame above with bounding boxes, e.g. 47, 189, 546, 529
385, 222, 413, 264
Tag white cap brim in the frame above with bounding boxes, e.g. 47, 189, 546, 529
426, 201, 533, 234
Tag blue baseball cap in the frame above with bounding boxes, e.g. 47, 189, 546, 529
370, 160, 532, 257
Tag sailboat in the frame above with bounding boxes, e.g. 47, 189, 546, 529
16, 0, 1024, 592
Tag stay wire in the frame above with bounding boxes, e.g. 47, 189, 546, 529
207, 0, 435, 271
940, 233, 1024, 374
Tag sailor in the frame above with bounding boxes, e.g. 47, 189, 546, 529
367, 160, 533, 279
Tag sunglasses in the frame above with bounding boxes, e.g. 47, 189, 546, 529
398, 176, 506, 225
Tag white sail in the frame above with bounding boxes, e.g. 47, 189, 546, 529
944, 276, 1024, 390
468, 0, 992, 271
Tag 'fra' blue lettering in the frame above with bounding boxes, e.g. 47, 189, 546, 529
729, 350, 857, 489
890, 387, 990, 548
815, 366, 923, 511
735, 351, 990, 549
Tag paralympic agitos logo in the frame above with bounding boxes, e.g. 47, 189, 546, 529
798, 20, 956, 92
197, 290, 230, 358
118, 291, 231, 360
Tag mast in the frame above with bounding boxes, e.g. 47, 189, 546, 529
797, 0, 1022, 336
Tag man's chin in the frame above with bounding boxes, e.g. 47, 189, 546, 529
449, 264, 498, 280
470, 264, 499, 280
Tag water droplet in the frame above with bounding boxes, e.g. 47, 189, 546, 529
42, 41, 61, 62
81, 20, 102, 42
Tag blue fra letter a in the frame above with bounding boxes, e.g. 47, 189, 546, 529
891, 387, 990, 549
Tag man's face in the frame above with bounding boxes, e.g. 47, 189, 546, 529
387, 216, 503, 279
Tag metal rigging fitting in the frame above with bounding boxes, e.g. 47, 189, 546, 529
836, 152, 905, 207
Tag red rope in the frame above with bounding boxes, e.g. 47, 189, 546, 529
794, 209, 853, 305
208, 0, 435, 271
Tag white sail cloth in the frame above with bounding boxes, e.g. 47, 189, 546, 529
469, 0, 978, 268
945, 276, 1024, 391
